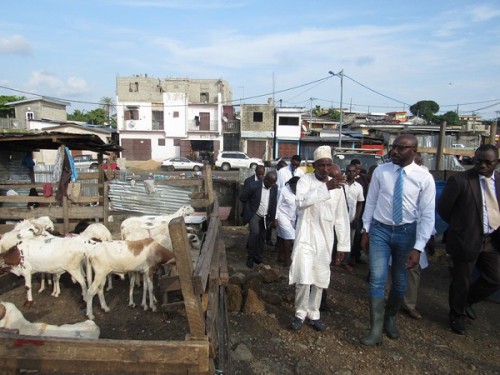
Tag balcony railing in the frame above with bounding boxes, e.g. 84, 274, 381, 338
222, 119, 240, 133
187, 119, 218, 132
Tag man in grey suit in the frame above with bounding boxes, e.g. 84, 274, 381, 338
437, 144, 500, 335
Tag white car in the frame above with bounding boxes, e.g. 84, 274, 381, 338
161, 157, 204, 171
215, 151, 264, 171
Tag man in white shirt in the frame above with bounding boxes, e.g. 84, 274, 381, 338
277, 155, 304, 193
342, 164, 365, 272
360, 134, 435, 346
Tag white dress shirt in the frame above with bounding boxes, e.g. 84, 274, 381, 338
362, 162, 436, 252
277, 165, 304, 194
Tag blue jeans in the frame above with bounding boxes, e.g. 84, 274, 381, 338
368, 220, 417, 298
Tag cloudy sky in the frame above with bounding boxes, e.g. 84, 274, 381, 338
1, 0, 499, 119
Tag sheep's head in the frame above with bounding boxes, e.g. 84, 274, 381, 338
188, 233, 201, 250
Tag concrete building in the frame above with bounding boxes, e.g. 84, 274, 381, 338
5, 97, 70, 130
239, 100, 275, 159
274, 106, 306, 158
116, 75, 232, 161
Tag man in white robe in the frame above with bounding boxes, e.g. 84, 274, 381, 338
289, 145, 351, 331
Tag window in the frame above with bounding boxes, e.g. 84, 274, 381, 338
158, 139, 165, 146
200, 92, 209, 103
173, 139, 181, 147
253, 112, 263, 122
129, 82, 139, 92
278, 116, 299, 126
26, 111, 34, 120
125, 109, 139, 120
152, 110, 164, 130
173, 111, 179, 118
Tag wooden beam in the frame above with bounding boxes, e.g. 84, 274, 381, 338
0, 334, 209, 374
169, 217, 206, 338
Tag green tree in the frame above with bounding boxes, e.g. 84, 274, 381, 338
100, 96, 115, 125
438, 111, 460, 126
312, 105, 326, 117
0, 95, 25, 117
67, 108, 107, 125
67, 109, 88, 122
409, 100, 440, 123
327, 108, 341, 121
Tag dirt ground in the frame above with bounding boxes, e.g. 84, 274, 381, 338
1, 225, 499, 375
0, 161, 499, 374
223, 227, 500, 375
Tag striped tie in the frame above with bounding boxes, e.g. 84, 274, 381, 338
393, 167, 404, 224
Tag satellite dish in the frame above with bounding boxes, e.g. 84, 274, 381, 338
128, 120, 136, 128
222, 115, 228, 122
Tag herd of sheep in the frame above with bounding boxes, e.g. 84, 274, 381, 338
0, 206, 201, 335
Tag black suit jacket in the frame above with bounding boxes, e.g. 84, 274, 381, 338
239, 180, 278, 225
243, 174, 257, 188
437, 168, 500, 261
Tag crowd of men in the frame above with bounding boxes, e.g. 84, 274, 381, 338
238, 137, 499, 343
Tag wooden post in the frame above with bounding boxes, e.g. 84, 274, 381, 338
103, 181, 109, 226
168, 217, 206, 338
436, 121, 446, 171
489, 121, 497, 145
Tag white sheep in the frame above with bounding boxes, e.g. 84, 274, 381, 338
0, 227, 95, 305
85, 238, 176, 320
0, 301, 100, 339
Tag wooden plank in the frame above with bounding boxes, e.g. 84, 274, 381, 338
169, 217, 206, 338
0, 334, 209, 374
63, 195, 69, 233
218, 226, 229, 286
205, 241, 221, 359
192, 205, 219, 295
418, 146, 475, 157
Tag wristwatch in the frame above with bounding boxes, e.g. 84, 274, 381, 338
360, 228, 367, 234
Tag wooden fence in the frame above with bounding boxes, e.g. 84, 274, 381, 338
0, 168, 229, 374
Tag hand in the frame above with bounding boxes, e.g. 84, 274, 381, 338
405, 250, 421, 269
272, 219, 278, 228
335, 251, 345, 265
425, 235, 435, 256
360, 232, 369, 254
326, 174, 346, 190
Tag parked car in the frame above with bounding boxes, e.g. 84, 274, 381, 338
265, 156, 291, 168
161, 157, 204, 171
215, 151, 264, 171
72, 154, 98, 169
333, 152, 384, 172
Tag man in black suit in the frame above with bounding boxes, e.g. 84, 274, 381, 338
243, 165, 265, 187
437, 144, 500, 335
239, 171, 278, 268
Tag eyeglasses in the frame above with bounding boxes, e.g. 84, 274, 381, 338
473, 158, 497, 166
390, 144, 415, 152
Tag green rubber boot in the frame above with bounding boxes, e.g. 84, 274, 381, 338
384, 292, 403, 339
360, 297, 385, 346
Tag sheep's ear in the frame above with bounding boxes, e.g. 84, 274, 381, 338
0, 303, 6, 320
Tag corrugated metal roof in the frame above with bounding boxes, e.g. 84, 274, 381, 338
108, 180, 195, 215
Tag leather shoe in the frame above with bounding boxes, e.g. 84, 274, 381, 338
341, 263, 353, 273
246, 258, 254, 269
465, 305, 477, 320
309, 319, 326, 332
404, 307, 422, 320
290, 317, 303, 331
449, 314, 465, 335
253, 257, 262, 265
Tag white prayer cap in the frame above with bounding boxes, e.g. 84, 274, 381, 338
313, 145, 332, 162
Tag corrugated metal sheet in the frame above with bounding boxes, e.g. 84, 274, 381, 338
34, 165, 98, 197
108, 180, 195, 215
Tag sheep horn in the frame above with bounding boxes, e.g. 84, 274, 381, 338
33, 223, 44, 236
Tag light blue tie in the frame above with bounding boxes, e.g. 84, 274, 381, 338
393, 167, 404, 224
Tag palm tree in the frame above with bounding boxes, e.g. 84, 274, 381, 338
100, 96, 115, 126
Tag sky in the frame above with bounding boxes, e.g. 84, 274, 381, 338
1, 0, 500, 120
